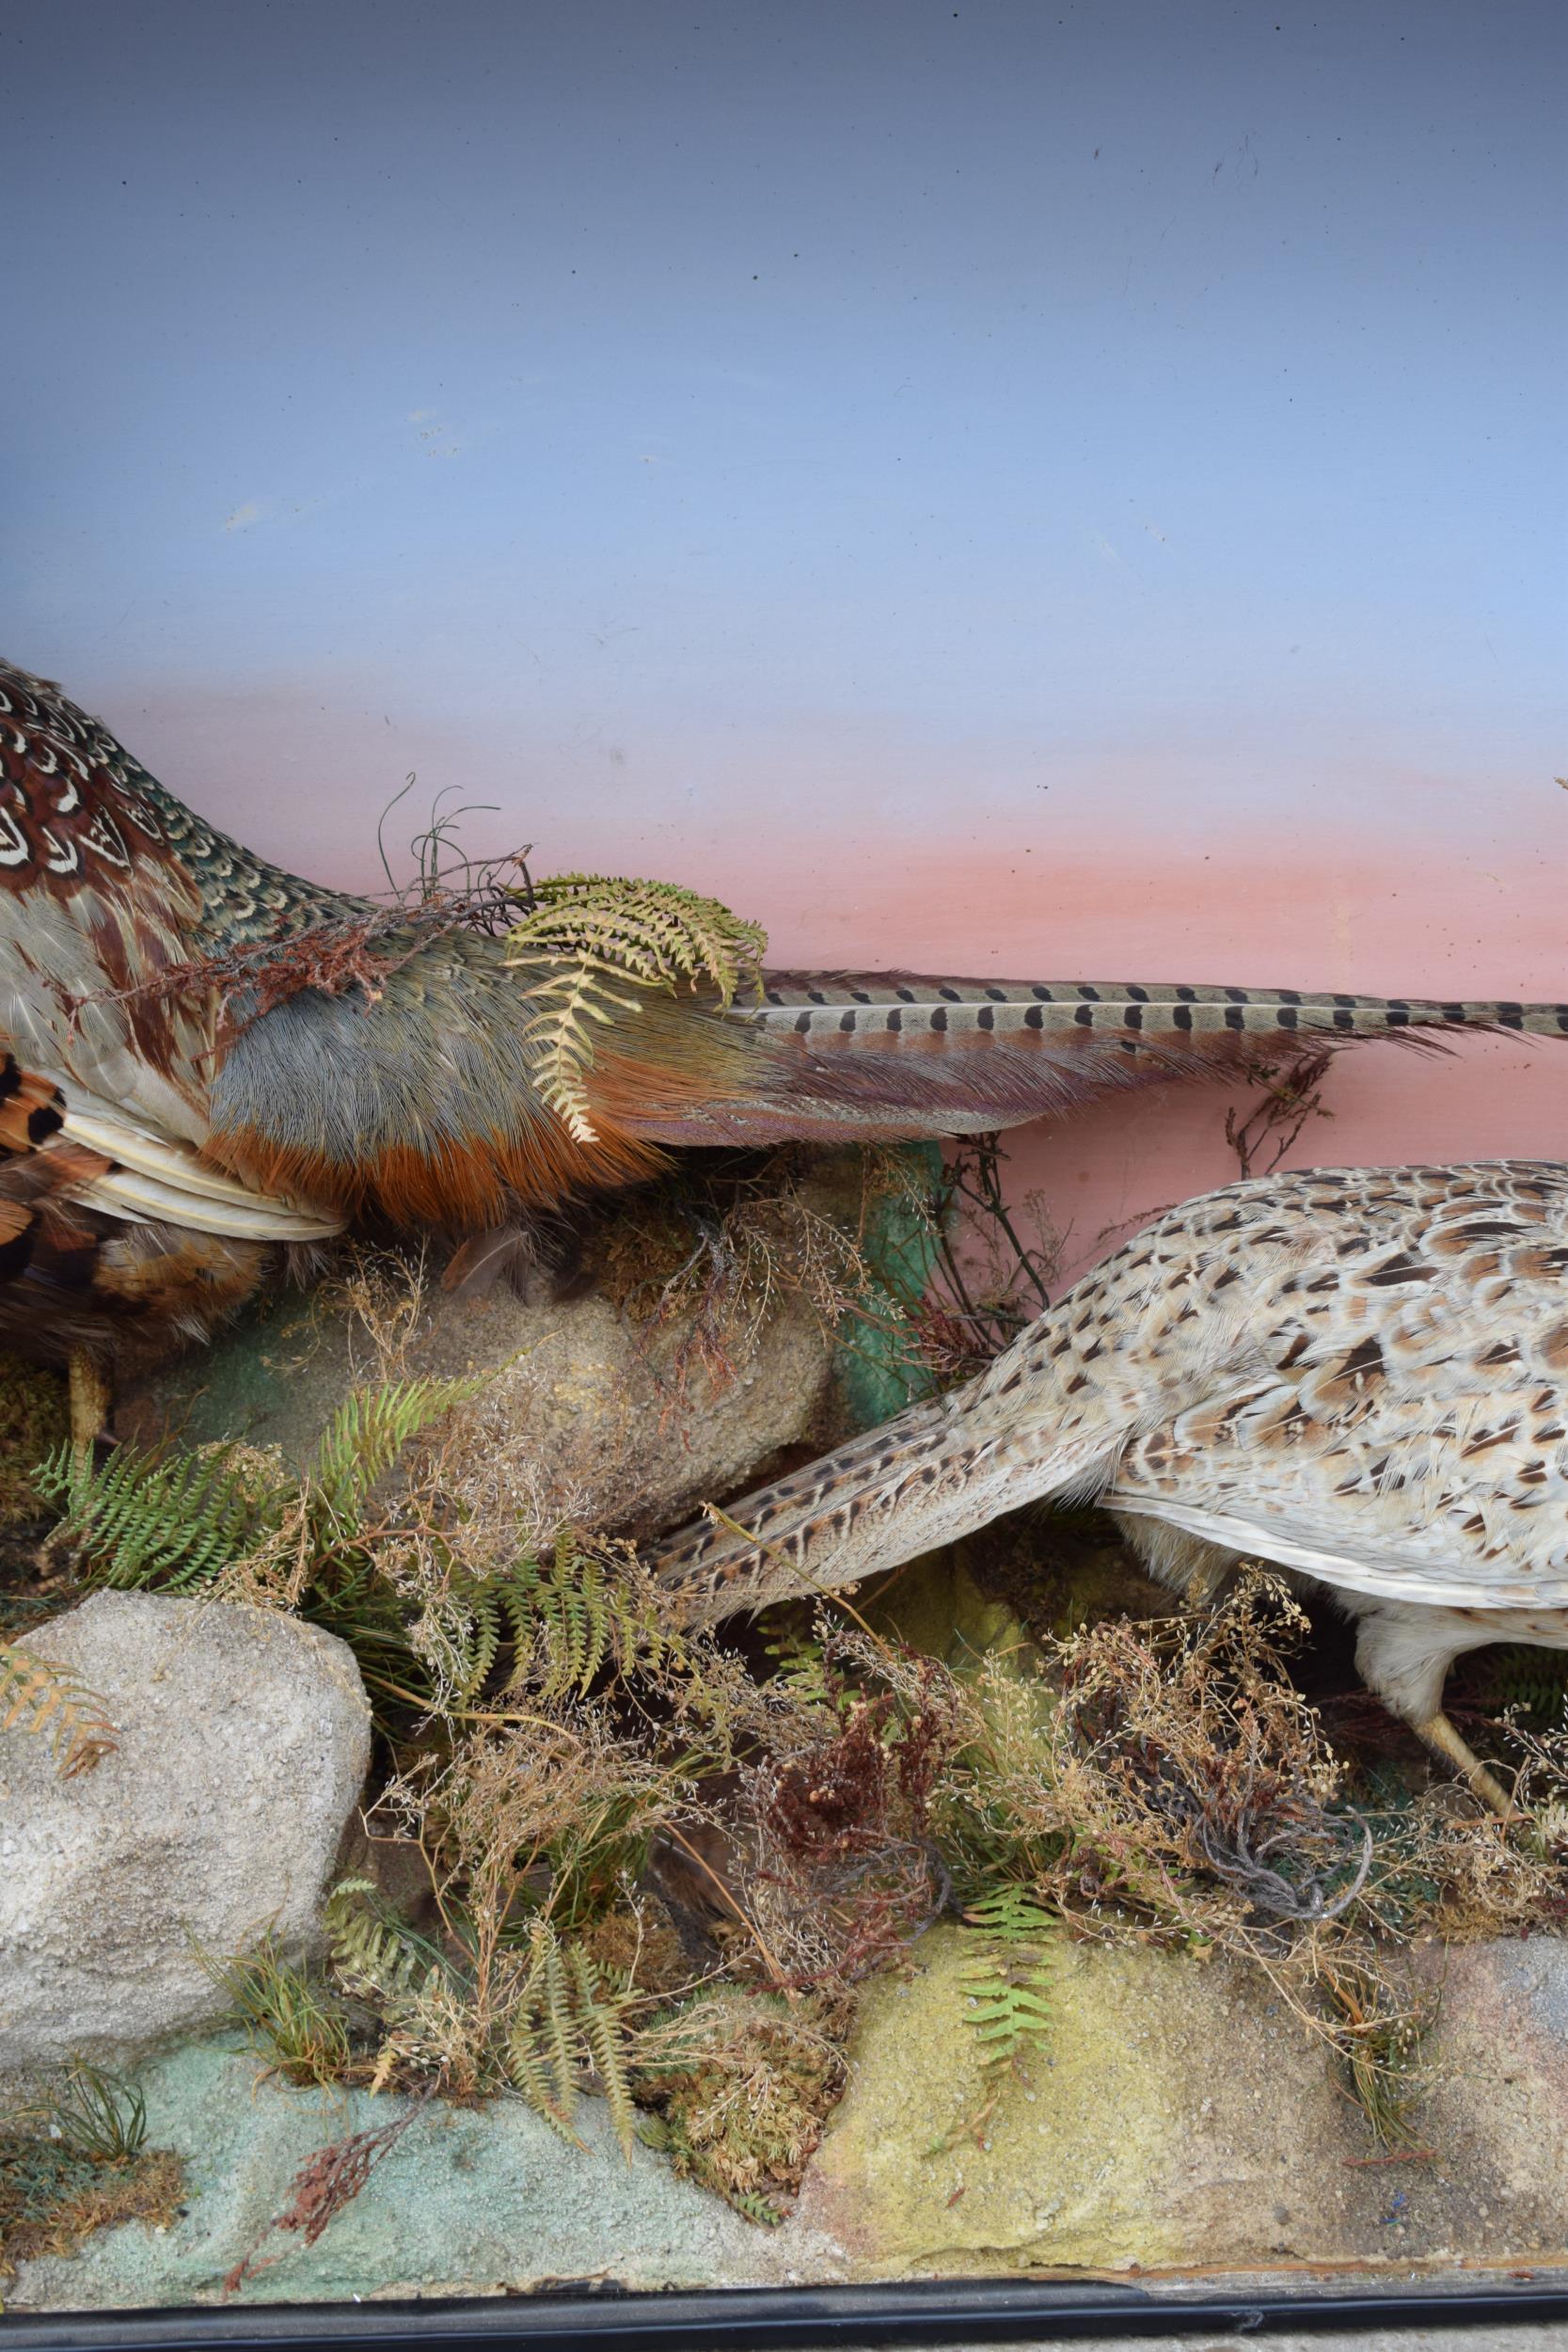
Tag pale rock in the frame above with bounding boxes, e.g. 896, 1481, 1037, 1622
115, 1250, 839, 1541
0, 1591, 370, 2077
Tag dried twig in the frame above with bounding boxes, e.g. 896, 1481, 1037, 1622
1226, 1051, 1335, 1181
222, 2092, 431, 2295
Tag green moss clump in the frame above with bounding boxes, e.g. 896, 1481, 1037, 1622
0, 1354, 68, 1533
0, 2136, 183, 2279
635, 1989, 847, 2222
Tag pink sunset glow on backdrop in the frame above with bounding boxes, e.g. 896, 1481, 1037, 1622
8, 0, 1563, 1270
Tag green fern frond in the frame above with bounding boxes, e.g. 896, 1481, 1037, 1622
0, 1637, 117, 1777
325, 1879, 449, 2006
1478, 1645, 1568, 1726
503, 1926, 580, 2140
507, 875, 767, 1143
957, 1887, 1056, 2083
562, 1545, 610, 1691
535, 1927, 579, 2119
962, 1884, 1059, 1944
764, 1627, 837, 1713
506, 1534, 670, 1698
36, 1440, 277, 1592
311, 1375, 484, 1519
495, 1921, 639, 2157
957, 1952, 1055, 2077
455, 1579, 504, 1700
727, 2187, 784, 2227
568, 1944, 637, 2162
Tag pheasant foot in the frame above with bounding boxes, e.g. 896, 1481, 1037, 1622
1414, 1708, 1515, 1820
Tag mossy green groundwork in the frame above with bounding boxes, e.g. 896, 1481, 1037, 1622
800, 1927, 1568, 2276
832, 1141, 945, 1429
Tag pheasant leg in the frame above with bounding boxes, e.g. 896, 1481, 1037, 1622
1414, 1709, 1515, 1820
68, 1351, 112, 1475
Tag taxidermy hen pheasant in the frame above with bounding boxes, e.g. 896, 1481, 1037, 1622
649, 1161, 1568, 1812
2, 654, 1564, 1440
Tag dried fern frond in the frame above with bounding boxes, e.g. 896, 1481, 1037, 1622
515, 961, 646, 1146
509, 875, 767, 1006
0, 1638, 117, 1777
508, 875, 767, 1142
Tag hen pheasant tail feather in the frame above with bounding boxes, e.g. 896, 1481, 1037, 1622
647, 1160, 1568, 1625
646, 1374, 1119, 1622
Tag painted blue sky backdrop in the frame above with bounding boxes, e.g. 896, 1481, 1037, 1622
5, 0, 1562, 914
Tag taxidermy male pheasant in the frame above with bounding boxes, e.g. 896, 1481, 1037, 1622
2, 654, 1564, 1439
648, 1161, 1568, 1813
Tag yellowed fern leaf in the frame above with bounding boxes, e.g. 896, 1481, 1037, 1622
507, 876, 768, 1142
509, 876, 767, 1004
0, 1637, 118, 1777
516, 961, 644, 1143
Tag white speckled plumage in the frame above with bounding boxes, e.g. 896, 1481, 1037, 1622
650, 1162, 1568, 1805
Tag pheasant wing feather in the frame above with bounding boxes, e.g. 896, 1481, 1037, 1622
0, 659, 356, 1155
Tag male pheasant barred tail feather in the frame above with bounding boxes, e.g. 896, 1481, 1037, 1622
646, 1161, 1568, 1813
2, 653, 1565, 1390
642, 975, 1567, 1150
